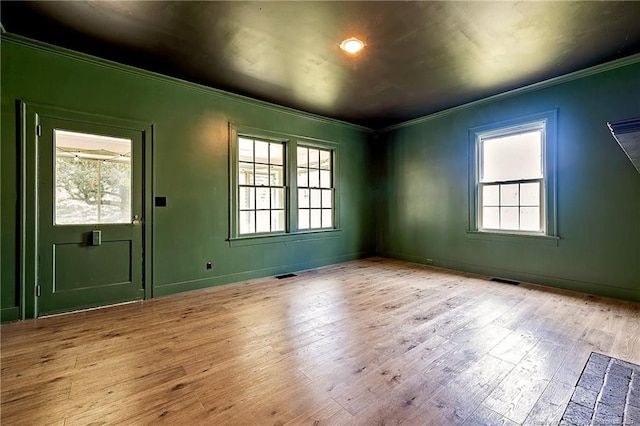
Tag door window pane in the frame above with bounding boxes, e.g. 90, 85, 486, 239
55, 130, 131, 225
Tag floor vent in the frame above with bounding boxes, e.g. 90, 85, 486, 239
275, 273, 297, 279
490, 277, 520, 285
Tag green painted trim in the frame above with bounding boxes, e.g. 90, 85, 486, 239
1, 307, 20, 323
154, 251, 372, 297
381, 53, 640, 133
229, 229, 342, 247
380, 252, 640, 303
19, 102, 154, 319
144, 124, 155, 300
465, 231, 559, 247
1, 33, 374, 133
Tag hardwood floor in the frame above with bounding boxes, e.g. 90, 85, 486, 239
2, 257, 639, 425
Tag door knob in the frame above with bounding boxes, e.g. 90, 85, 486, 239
132, 215, 141, 225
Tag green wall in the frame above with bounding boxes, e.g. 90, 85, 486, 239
1, 35, 376, 321
377, 60, 640, 301
2, 34, 639, 322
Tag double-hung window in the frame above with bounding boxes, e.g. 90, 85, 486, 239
297, 146, 334, 230
230, 125, 338, 241
237, 137, 286, 234
470, 111, 557, 237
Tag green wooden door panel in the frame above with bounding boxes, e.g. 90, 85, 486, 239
53, 241, 132, 291
37, 116, 144, 316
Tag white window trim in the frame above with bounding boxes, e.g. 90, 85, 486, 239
468, 110, 559, 241
228, 123, 340, 245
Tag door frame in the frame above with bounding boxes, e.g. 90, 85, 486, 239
19, 101, 154, 319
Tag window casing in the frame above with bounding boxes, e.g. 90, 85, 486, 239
237, 137, 286, 234
297, 146, 334, 230
469, 111, 557, 238
229, 125, 339, 241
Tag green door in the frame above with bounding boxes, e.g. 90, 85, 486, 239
37, 117, 144, 316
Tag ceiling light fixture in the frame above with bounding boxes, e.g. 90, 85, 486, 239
340, 37, 365, 54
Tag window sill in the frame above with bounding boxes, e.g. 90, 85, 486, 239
228, 228, 342, 247
466, 230, 559, 246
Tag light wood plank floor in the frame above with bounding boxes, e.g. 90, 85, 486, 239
2, 257, 639, 425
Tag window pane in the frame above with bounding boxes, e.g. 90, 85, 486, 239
55, 130, 131, 225
308, 149, 320, 168
520, 207, 540, 232
482, 185, 499, 206
298, 209, 309, 229
256, 211, 270, 233
482, 130, 542, 182
321, 189, 332, 208
309, 169, 320, 188
320, 150, 331, 170
500, 184, 519, 207
256, 188, 270, 209
322, 209, 332, 228
270, 165, 284, 186
310, 209, 321, 228
101, 161, 131, 224
56, 157, 99, 224
298, 188, 310, 208
482, 207, 499, 229
271, 188, 285, 209
320, 170, 331, 188
255, 141, 269, 164
270, 143, 283, 165
297, 147, 308, 167
239, 162, 254, 185
500, 207, 519, 230
254, 163, 270, 186
520, 182, 540, 206
272, 210, 285, 232
239, 187, 255, 209
238, 138, 254, 162
239, 211, 255, 234
297, 168, 308, 187
310, 189, 321, 208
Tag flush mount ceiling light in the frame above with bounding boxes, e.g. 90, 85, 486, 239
340, 37, 365, 54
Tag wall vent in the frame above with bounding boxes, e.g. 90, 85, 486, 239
490, 277, 520, 285
275, 273, 297, 279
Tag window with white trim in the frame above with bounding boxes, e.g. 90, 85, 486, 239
297, 146, 334, 230
229, 125, 339, 241
470, 111, 557, 237
237, 137, 285, 234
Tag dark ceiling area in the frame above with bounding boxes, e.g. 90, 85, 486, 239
2, 1, 640, 129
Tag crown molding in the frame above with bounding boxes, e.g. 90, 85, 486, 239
1, 33, 375, 134
381, 53, 640, 133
